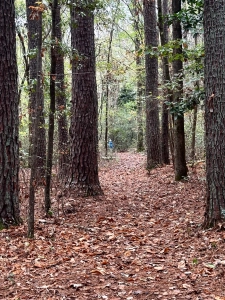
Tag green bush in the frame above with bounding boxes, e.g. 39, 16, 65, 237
109, 102, 137, 152
117, 86, 136, 107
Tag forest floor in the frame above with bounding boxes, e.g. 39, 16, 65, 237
1, 152, 225, 300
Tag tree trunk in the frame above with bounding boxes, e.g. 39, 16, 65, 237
70, 1, 103, 196
190, 104, 197, 163
190, 36, 199, 164
45, 0, 57, 213
104, 76, 109, 157
28, 6, 45, 238
204, 0, 225, 228
143, 0, 161, 169
55, 3, 69, 181
136, 52, 145, 153
0, 0, 21, 227
133, 0, 144, 152
172, 0, 188, 180
169, 114, 175, 166
158, 0, 170, 164
16, 29, 29, 105
26, 0, 46, 182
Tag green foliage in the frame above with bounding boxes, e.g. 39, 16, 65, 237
145, 37, 205, 118
109, 87, 137, 152
69, 0, 104, 11
43, 38, 72, 58
47, 209, 53, 217
166, 88, 204, 117
184, 45, 204, 75
117, 86, 136, 107
15, 0, 26, 27
109, 108, 137, 152
0, 220, 5, 230
145, 40, 204, 65
168, 0, 203, 33
192, 258, 199, 265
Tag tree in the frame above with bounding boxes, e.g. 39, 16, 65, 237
45, 0, 58, 213
16, 24, 29, 105
69, 0, 103, 196
172, 0, 188, 180
55, 2, 69, 181
204, 0, 225, 227
133, 0, 145, 152
0, 0, 21, 226
27, 3, 47, 237
143, 0, 161, 169
26, 0, 46, 183
158, 0, 170, 164
190, 35, 199, 164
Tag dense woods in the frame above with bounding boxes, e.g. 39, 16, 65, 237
0, 0, 225, 299
1, 0, 225, 298
0, 0, 222, 231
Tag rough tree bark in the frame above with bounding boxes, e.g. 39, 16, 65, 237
45, 0, 57, 213
55, 3, 69, 181
70, 0, 103, 196
28, 5, 46, 238
0, 0, 21, 227
158, 0, 170, 164
143, 0, 161, 169
26, 0, 46, 182
172, 0, 188, 180
204, 0, 225, 228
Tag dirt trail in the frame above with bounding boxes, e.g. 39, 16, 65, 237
0, 152, 224, 300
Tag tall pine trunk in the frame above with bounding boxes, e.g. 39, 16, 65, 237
26, 0, 46, 183
143, 0, 161, 169
56, 3, 69, 181
70, 1, 103, 196
158, 0, 170, 164
45, 0, 57, 213
172, 0, 188, 180
28, 6, 45, 237
204, 0, 225, 228
0, 0, 21, 226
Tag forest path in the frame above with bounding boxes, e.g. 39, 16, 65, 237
1, 152, 224, 300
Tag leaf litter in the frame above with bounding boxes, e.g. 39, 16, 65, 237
1, 152, 225, 299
